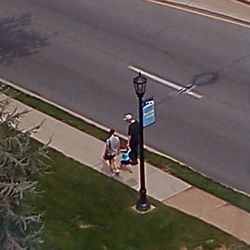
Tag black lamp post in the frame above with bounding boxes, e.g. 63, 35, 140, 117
133, 72, 151, 212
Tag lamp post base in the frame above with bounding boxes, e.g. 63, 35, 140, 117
136, 201, 151, 212
136, 190, 151, 212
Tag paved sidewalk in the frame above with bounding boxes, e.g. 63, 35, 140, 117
7, 98, 250, 246
156, 0, 250, 25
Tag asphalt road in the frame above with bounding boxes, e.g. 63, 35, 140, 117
1, 0, 250, 193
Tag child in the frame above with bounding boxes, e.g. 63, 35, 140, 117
119, 146, 133, 173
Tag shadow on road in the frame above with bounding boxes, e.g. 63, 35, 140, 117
0, 13, 49, 65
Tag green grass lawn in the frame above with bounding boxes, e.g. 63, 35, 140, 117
36, 149, 248, 250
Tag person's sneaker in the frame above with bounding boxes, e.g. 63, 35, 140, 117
115, 170, 120, 175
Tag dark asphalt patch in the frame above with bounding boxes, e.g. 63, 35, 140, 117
192, 72, 218, 86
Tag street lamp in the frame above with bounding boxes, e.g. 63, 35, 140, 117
133, 72, 151, 212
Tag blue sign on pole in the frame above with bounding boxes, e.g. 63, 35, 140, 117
143, 97, 155, 128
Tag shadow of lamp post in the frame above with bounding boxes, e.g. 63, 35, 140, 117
133, 72, 151, 212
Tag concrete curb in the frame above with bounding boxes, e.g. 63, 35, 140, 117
148, 0, 250, 27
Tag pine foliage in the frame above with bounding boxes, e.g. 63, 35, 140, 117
0, 93, 50, 250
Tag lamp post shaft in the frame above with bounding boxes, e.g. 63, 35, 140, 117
136, 94, 150, 211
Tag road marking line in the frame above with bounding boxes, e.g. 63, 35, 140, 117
145, 0, 250, 29
128, 65, 202, 99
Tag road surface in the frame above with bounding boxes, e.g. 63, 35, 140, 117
0, 0, 250, 193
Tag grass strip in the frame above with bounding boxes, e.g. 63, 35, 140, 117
1, 82, 250, 213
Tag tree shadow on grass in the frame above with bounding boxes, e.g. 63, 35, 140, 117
0, 13, 49, 65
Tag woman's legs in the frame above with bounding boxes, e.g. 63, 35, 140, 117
109, 158, 119, 175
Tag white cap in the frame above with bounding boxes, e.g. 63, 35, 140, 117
123, 114, 133, 121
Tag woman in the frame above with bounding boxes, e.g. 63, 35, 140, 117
103, 129, 120, 176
